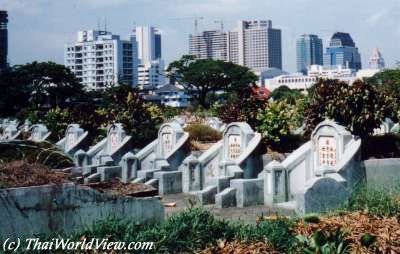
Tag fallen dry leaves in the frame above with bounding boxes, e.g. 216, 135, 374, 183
197, 240, 280, 254
294, 212, 400, 253
0, 160, 72, 188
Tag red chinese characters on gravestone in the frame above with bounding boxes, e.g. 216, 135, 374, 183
318, 136, 336, 167
228, 135, 241, 160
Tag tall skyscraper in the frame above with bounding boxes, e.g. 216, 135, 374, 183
296, 34, 323, 74
369, 47, 385, 70
228, 20, 282, 71
189, 30, 227, 61
323, 32, 361, 71
0, 10, 8, 72
65, 30, 138, 90
132, 26, 165, 90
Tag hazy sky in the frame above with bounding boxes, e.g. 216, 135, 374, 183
2, 0, 399, 72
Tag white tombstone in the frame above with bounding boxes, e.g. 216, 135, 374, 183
29, 124, 51, 142
106, 124, 127, 154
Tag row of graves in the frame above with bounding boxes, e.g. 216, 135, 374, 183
1, 117, 399, 215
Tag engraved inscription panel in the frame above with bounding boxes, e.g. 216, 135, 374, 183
161, 127, 173, 156
32, 130, 40, 141
67, 132, 76, 148
228, 134, 241, 160
110, 132, 119, 152
318, 136, 336, 167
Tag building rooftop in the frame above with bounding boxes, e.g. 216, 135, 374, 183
155, 84, 181, 93
330, 32, 355, 47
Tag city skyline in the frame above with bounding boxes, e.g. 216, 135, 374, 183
2, 0, 400, 72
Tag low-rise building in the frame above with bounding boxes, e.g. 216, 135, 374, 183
144, 84, 190, 107
264, 65, 381, 91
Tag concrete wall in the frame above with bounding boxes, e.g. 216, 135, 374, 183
364, 158, 400, 189
0, 183, 164, 241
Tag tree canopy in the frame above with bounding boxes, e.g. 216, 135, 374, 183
0, 61, 84, 117
167, 55, 258, 108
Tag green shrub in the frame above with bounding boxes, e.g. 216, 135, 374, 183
214, 86, 268, 130
257, 100, 293, 145
185, 124, 222, 142
234, 219, 295, 250
344, 185, 400, 217
304, 79, 393, 138
361, 133, 400, 159
295, 229, 350, 254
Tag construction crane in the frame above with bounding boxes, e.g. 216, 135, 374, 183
169, 16, 204, 34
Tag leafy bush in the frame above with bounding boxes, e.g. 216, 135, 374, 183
361, 133, 400, 159
269, 85, 303, 105
214, 86, 268, 130
257, 100, 293, 145
344, 185, 400, 217
185, 124, 222, 142
304, 79, 393, 138
295, 230, 350, 254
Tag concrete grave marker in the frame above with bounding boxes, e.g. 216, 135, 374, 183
29, 124, 51, 142
56, 124, 89, 156
182, 122, 263, 207
263, 119, 363, 214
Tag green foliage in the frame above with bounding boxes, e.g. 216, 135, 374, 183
360, 233, 377, 248
167, 55, 258, 108
361, 134, 400, 159
303, 214, 320, 224
214, 86, 268, 130
102, 85, 163, 148
41, 108, 71, 142
159, 106, 183, 120
269, 85, 303, 104
304, 79, 392, 138
366, 69, 400, 121
0, 140, 73, 169
257, 100, 293, 145
344, 185, 400, 217
0, 61, 84, 117
67, 208, 297, 253
234, 219, 295, 250
296, 230, 350, 254
184, 124, 222, 142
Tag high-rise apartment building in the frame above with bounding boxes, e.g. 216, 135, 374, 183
189, 30, 227, 61
0, 10, 8, 72
65, 30, 138, 90
133, 26, 164, 90
323, 32, 361, 71
228, 20, 282, 71
188, 20, 282, 72
369, 48, 385, 70
296, 34, 323, 74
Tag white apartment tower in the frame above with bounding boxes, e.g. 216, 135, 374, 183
228, 20, 282, 72
133, 26, 165, 90
65, 30, 137, 90
189, 30, 227, 61
369, 48, 385, 70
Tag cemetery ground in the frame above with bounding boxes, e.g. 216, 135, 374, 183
1, 67, 400, 253
1, 140, 400, 253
